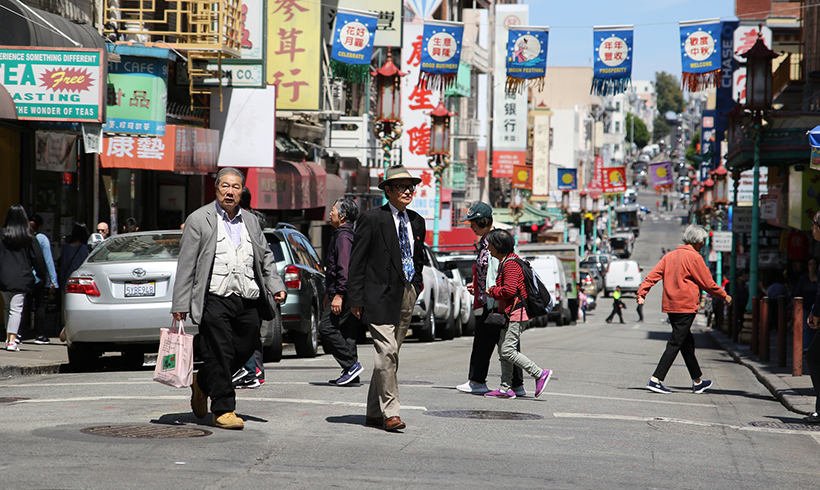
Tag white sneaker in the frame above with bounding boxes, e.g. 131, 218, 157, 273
512, 385, 527, 397
456, 381, 490, 394
6, 341, 19, 352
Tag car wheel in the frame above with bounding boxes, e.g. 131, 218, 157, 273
555, 311, 565, 327
262, 316, 283, 363
294, 306, 319, 358
463, 308, 476, 336
418, 303, 436, 342
67, 344, 97, 372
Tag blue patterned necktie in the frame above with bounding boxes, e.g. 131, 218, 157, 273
398, 211, 415, 282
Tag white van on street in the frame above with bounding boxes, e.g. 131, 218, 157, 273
604, 260, 643, 297
528, 254, 572, 326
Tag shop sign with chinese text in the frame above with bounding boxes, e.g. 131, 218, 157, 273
267, 0, 320, 110
104, 56, 167, 136
602, 166, 627, 194
100, 125, 219, 173
0, 47, 104, 122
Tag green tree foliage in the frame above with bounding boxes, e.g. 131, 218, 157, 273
625, 113, 650, 149
685, 130, 701, 169
652, 115, 671, 143
655, 71, 684, 115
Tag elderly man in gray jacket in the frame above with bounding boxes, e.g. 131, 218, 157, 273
172, 167, 287, 429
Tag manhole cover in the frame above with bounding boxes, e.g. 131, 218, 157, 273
0, 397, 29, 403
424, 410, 543, 420
81, 425, 212, 439
748, 421, 820, 431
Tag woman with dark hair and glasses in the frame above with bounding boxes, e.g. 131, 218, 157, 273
0, 205, 48, 351
803, 212, 820, 423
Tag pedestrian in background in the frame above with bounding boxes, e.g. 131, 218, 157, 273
21, 213, 59, 344
321, 198, 364, 386
606, 286, 625, 324
803, 213, 820, 423
637, 224, 731, 394
171, 168, 287, 430
0, 205, 48, 351
58, 222, 89, 291
123, 217, 139, 233
348, 165, 425, 432
96, 222, 110, 239
484, 229, 552, 399
797, 258, 818, 352
455, 203, 524, 396
578, 290, 588, 323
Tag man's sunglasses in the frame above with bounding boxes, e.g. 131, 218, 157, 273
389, 184, 416, 193
97, 229, 108, 233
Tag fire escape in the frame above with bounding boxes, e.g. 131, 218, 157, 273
104, 0, 243, 110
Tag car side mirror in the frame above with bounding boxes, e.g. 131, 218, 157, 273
87, 233, 105, 251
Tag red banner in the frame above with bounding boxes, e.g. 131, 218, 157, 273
602, 166, 627, 194
492, 151, 525, 178
511, 164, 532, 189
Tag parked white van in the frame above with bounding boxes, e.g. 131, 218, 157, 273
528, 254, 572, 326
604, 260, 642, 297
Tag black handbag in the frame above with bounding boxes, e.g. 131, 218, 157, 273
485, 309, 508, 327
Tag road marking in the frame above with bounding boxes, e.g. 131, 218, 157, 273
543, 392, 716, 408
554, 412, 814, 435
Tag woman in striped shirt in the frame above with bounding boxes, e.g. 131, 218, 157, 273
484, 229, 552, 399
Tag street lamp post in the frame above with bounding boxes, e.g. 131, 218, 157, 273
427, 101, 455, 249
561, 190, 570, 243
372, 50, 406, 205
579, 190, 588, 259
741, 30, 777, 311
702, 177, 714, 263
713, 163, 728, 286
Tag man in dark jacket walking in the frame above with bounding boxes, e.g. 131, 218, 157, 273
320, 198, 363, 385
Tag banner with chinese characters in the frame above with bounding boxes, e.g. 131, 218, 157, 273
267, 0, 321, 110
330, 8, 378, 82
649, 161, 674, 187
556, 168, 577, 191
418, 20, 463, 91
680, 19, 721, 93
505, 25, 548, 94
530, 109, 550, 199
104, 55, 168, 136
337, 0, 402, 47
602, 166, 627, 194
591, 25, 633, 96
0, 46, 104, 122
512, 165, 532, 189
492, 4, 529, 178
100, 125, 219, 173
397, 21, 440, 224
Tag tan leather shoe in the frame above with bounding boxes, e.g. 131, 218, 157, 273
384, 416, 405, 431
214, 411, 244, 430
190, 372, 208, 419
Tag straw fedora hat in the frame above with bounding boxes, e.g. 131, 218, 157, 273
378, 164, 423, 189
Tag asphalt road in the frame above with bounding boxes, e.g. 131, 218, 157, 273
1, 194, 818, 489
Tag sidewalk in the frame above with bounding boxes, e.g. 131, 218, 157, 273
0, 339, 68, 378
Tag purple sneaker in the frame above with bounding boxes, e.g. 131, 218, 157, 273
484, 389, 516, 399
535, 369, 552, 398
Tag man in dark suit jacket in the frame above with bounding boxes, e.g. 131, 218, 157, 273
348, 165, 425, 432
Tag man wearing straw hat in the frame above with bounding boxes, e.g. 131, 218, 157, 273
348, 165, 426, 432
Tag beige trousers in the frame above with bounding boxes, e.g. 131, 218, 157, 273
366, 283, 417, 419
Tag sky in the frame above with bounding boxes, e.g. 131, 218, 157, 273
527, 0, 737, 82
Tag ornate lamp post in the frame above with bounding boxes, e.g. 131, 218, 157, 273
372, 51, 405, 171
579, 190, 588, 259
741, 29, 777, 311
561, 190, 570, 243
427, 101, 455, 248
702, 177, 714, 261
713, 163, 728, 286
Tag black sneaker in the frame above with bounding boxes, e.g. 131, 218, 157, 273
34, 336, 50, 345
329, 375, 360, 385
234, 374, 261, 389
231, 367, 249, 384
804, 412, 820, 424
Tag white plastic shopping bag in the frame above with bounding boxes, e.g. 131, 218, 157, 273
153, 319, 194, 388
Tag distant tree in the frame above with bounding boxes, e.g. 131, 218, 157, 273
652, 115, 671, 143
625, 113, 650, 149
655, 71, 685, 115
685, 130, 701, 169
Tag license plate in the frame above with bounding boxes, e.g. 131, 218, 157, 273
125, 282, 155, 297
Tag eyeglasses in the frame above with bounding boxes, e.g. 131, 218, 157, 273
390, 184, 416, 193
97, 229, 108, 233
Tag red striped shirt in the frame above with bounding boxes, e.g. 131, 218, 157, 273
488, 253, 528, 316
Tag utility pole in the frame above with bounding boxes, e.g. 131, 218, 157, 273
480, 0, 495, 204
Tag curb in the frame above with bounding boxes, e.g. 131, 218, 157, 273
0, 362, 64, 379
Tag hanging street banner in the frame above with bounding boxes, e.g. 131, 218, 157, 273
810, 125, 820, 171
104, 55, 168, 136
267, 0, 321, 110
649, 161, 674, 187
335, 0, 402, 47
602, 166, 627, 194
556, 168, 577, 191
531, 107, 551, 199
397, 21, 442, 227
512, 164, 533, 189
505, 25, 549, 94
492, 3, 529, 178
591, 25, 633, 96
0, 46, 104, 122
679, 19, 721, 93
330, 8, 378, 83
418, 20, 464, 91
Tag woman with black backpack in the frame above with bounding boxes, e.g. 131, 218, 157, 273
0, 205, 48, 351
484, 229, 552, 399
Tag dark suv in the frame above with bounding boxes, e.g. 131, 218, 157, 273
263, 224, 325, 359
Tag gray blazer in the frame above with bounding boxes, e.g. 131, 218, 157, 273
171, 201, 286, 324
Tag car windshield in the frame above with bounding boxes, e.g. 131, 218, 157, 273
264, 233, 288, 264
87, 233, 182, 262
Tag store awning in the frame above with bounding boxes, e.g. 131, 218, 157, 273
247, 160, 328, 211
0, 0, 106, 50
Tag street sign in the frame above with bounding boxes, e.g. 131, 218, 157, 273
732, 206, 752, 233
712, 231, 733, 252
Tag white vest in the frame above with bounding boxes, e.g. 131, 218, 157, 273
208, 219, 260, 299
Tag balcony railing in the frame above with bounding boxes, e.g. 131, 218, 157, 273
773, 53, 804, 100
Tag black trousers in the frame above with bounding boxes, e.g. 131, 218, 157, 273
21, 282, 49, 338
317, 299, 359, 371
637, 303, 644, 322
805, 326, 820, 413
606, 304, 624, 323
468, 308, 524, 387
196, 293, 261, 415
652, 312, 702, 382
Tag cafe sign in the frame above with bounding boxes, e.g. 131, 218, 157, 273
0, 46, 105, 122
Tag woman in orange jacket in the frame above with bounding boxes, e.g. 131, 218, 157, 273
637, 225, 732, 394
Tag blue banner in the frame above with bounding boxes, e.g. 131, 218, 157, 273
418, 20, 464, 91
680, 19, 721, 92
557, 168, 577, 191
506, 26, 549, 82
591, 26, 632, 96
330, 8, 378, 82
